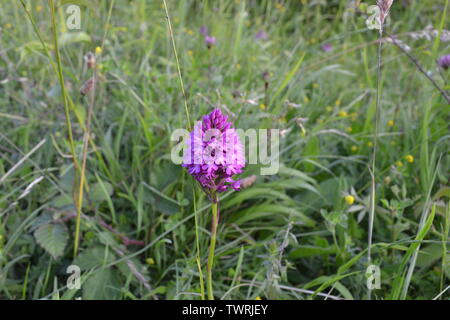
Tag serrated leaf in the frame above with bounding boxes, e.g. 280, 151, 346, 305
51, 194, 73, 209
90, 181, 113, 203
74, 246, 116, 270
83, 268, 120, 300
34, 223, 68, 259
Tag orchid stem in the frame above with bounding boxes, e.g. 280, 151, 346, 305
207, 196, 219, 300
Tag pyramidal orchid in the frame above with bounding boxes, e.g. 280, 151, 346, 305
182, 108, 245, 299
183, 108, 245, 199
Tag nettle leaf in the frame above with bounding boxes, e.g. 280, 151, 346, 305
83, 268, 121, 300
90, 181, 114, 203
34, 223, 68, 259
74, 246, 116, 270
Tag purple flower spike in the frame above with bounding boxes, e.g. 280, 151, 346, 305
255, 30, 268, 41
205, 35, 216, 49
438, 54, 450, 70
182, 108, 245, 197
199, 25, 209, 36
321, 43, 333, 53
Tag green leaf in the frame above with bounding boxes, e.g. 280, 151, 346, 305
59, 32, 91, 46
19, 41, 52, 61
391, 204, 436, 299
51, 194, 73, 209
231, 204, 316, 227
74, 246, 116, 270
271, 52, 306, 108
289, 245, 339, 259
221, 187, 291, 210
416, 244, 444, 270
90, 181, 114, 203
83, 268, 120, 300
34, 223, 68, 259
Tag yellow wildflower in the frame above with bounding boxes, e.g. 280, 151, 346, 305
405, 155, 414, 163
345, 195, 355, 205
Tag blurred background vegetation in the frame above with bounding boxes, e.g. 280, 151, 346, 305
0, 0, 449, 300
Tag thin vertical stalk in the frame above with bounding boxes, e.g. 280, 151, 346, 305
73, 0, 115, 257
368, 25, 383, 300
48, 0, 78, 170
192, 186, 205, 300
162, 0, 192, 130
207, 198, 219, 300
162, 0, 203, 299
73, 75, 96, 257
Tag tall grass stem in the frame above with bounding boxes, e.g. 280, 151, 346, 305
207, 199, 219, 300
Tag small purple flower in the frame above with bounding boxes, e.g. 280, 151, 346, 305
205, 35, 216, 49
199, 25, 209, 36
437, 54, 450, 70
321, 43, 333, 53
255, 30, 268, 41
182, 108, 245, 196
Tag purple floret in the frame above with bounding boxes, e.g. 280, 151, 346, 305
438, 54, 450, 70
205, 35, 216, 48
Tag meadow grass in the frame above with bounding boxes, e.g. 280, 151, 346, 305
0, 0, 449, 300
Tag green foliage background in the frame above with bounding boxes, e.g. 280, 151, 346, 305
0, 0, 449, 300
